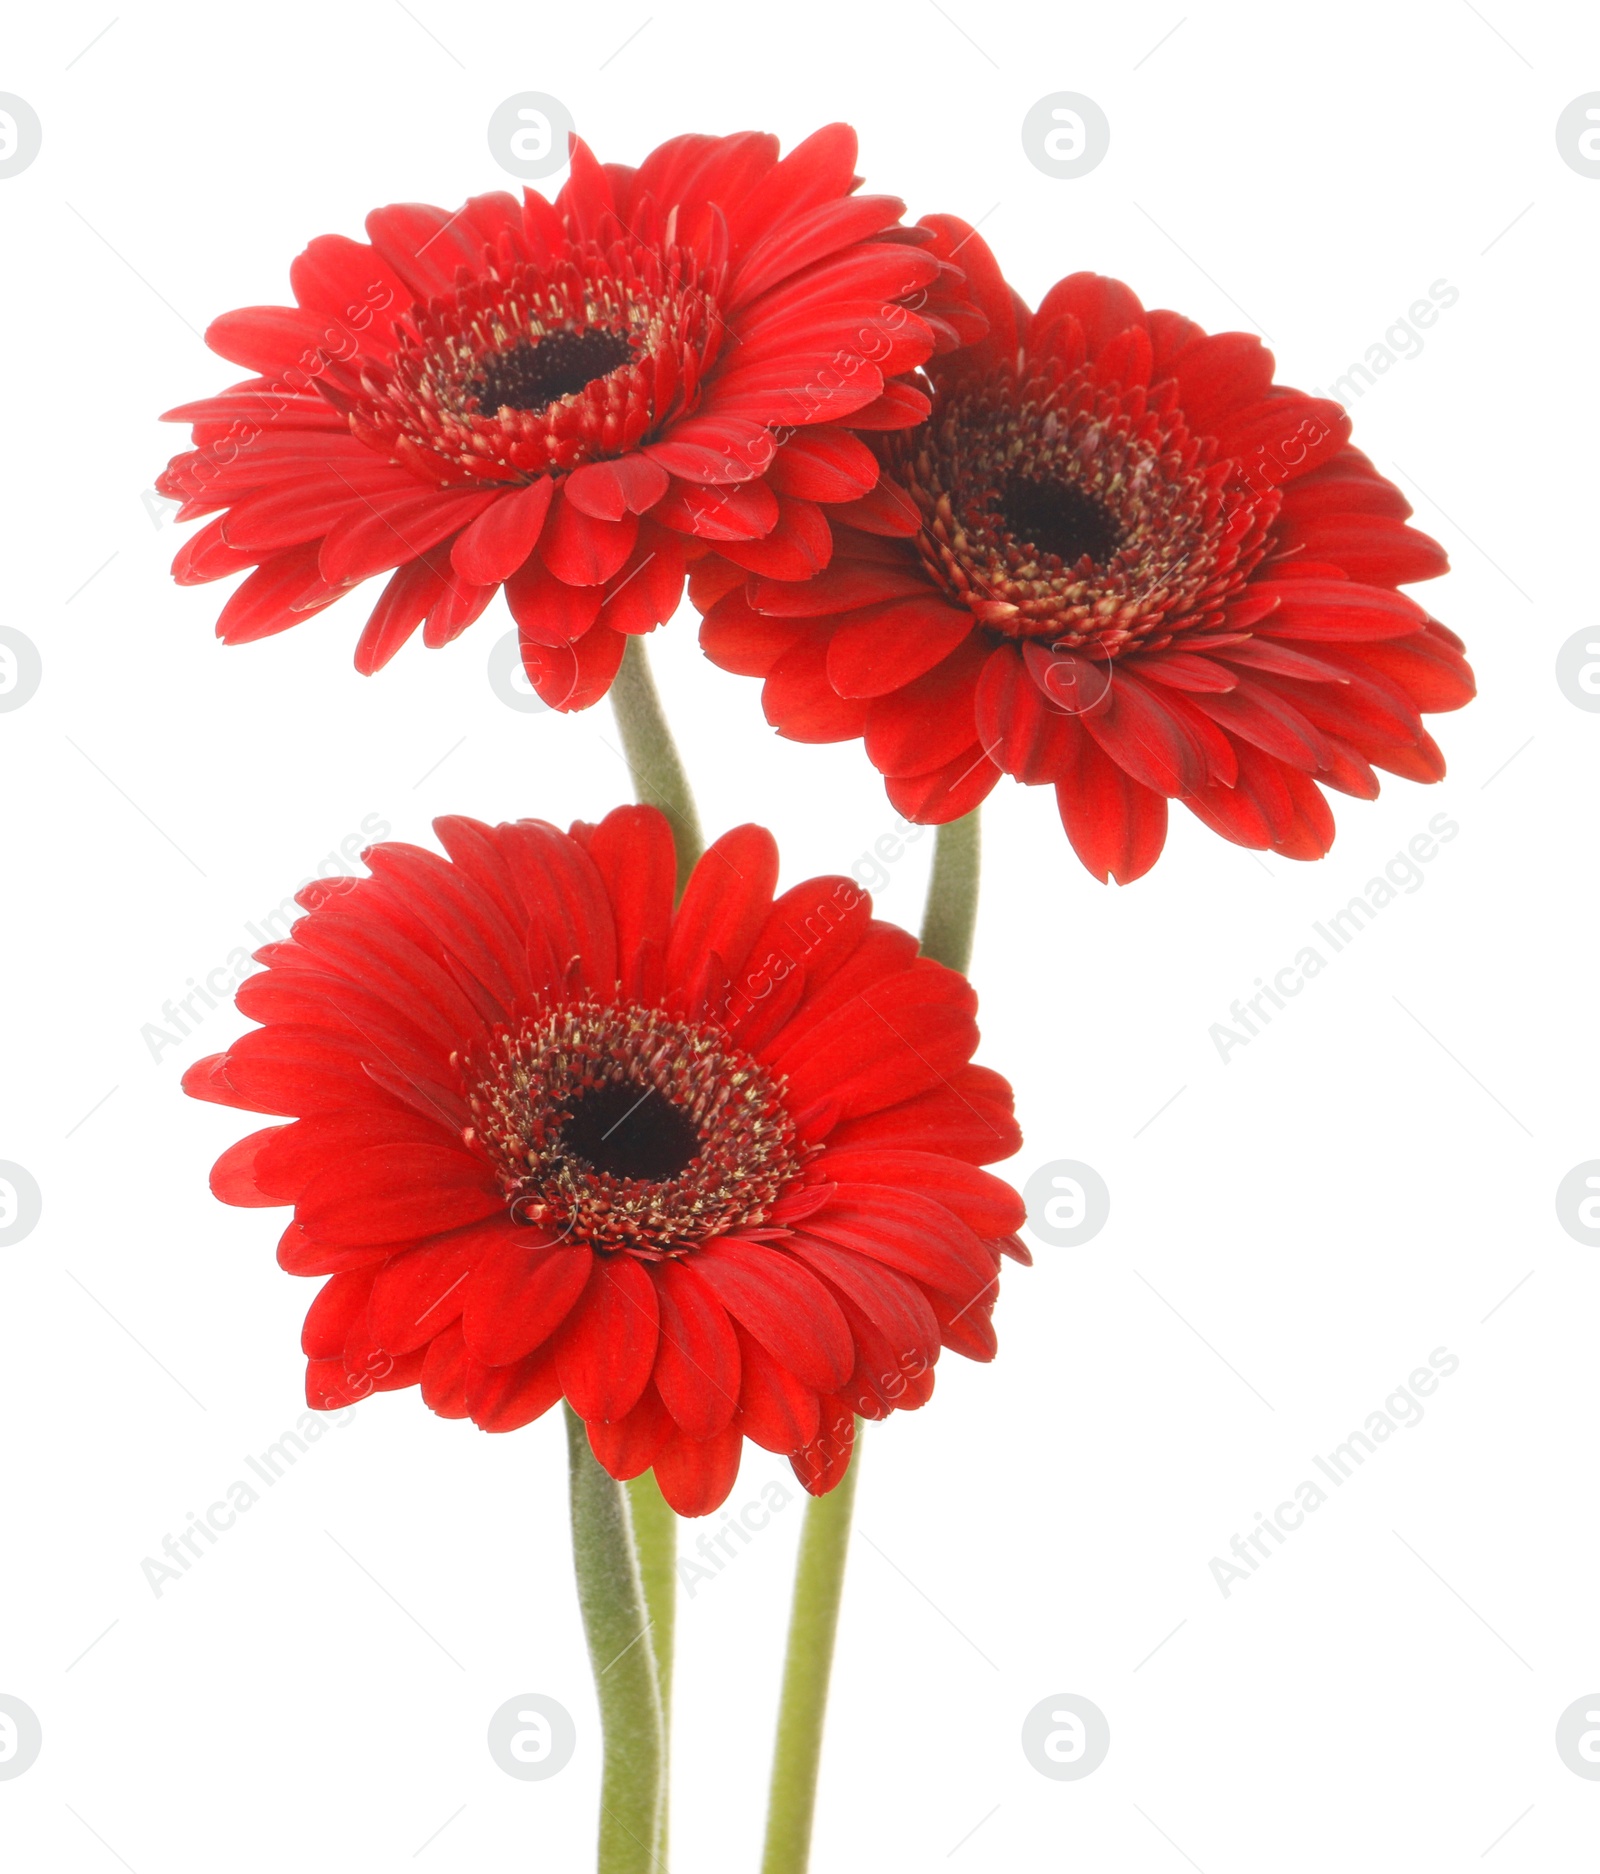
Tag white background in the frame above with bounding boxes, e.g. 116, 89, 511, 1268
0, 1, 1593, 1867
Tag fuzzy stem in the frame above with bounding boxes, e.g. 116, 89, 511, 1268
608, 633, 696, 1864
609, 635, 705, 894
566, 1406, 666, 1873
917, 808, 982, 973
758, 1441, 862, 1874
626, 1471, 676, 1862
758, 808, 986, 1870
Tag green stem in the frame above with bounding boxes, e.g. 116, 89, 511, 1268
758, 1439, 862, 1874
759, 810, 985, 1871
917, 807, 982, 973
609, 635, 705, 894
608, 634, 695, 1864
626, 1471, 675, 1863
565, 1406, 665, 1874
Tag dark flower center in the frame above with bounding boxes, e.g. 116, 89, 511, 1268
464, 999, 810, 1256
559, 1080, 702, 1183
999, 473, 1122, 568
884, 363, 1282, 653
472, 328, 636, 414
338, 240, 722, 484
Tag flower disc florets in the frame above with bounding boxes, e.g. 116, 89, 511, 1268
464, 998, 806, 1256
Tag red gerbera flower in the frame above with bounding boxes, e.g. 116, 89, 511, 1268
187, 807, 1026, 1515
157, 127, 980, 708
691, 220, 1476, 882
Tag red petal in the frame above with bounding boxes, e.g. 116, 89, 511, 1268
182, 1053, 256, 1110
290, 234, 406, 351
206, 305, 338, 376
1250, 578, 1428, 642
585, 804, 676, 999
421, 1321, 472, 1418
653, 476, 779, 541
354, 556, 448, 674
505, 548, 605, 646
461, 1237, 594, 1365
556, 1255, 661, 1422
764, 923, 920, 1059
784, 1234, 941, 1370
467, 1343, 565, 1431
597, 524, 686, 636
1273, 766, 1337, 861
450, 478, 555, 586
776, 967, 979, 1120
748, 555, 927, 617
826, 1064, 1021, 1166
587, 1385, 675, 1479
763, 634, 869, 743
564, 455, 671, 521
973, 644, 1079, 783
790, 1399, 856, 1495
767, 427, 879, 501
643, 417, 776, 484
1033, 272, 1147, 359
725, 122, 858, 248
172, 517, 259, 585
1334, 632, 1476, 714
302, 1267, 377, 1359
221, 1026, 397, 1116
367, 1230, 494, 1355
884, 745, 1002, 824
307, 1345, 428, 1411
539, 488, 639, 586
519, 623, 625, 711
1055, 731, 1169, 883
918, 216, 1016, 377
727, 874, 873, 1024
1164, 330, 1275, 431
653, 1263, 742, 1438
667, 825, 780, 993
1081, 670, 1209, 797
863, 636, 989, 776
699, 588, 808, 677
278, 1220, 390, 1278
209, 1127, 288, 1207
1137, 651, 1240, 694
650, 1424, 744, 1515
215, 542, 343, 644
1183, 740, 1297, 847
827, 596, 974, 699
296, 1145, 502, 1245
844, 381, 931, 429
1189, 678, 1333, 774
726, 188, 907, 311
692, 1239, 854, 1392
734, 1328, 820, 1453
1210, 394, 1350, 482
423, 567, 498, 647
318, 490, 497, 587
805, 1188, 994, 1299
933, 1277, 998, 1361
1273, 512, 1448, 585
823, 1150, 1024, 1237
714, 497, 831, 579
